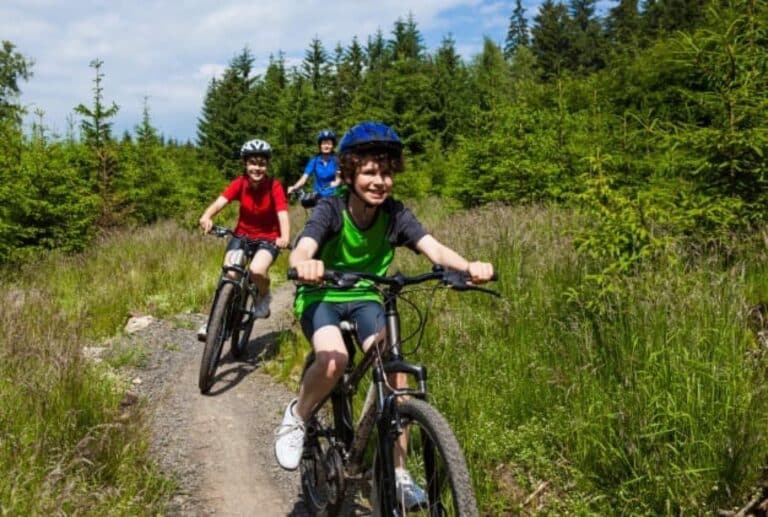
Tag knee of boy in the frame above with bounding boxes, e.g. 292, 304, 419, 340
315, 350, 348, 380
224, 249, 245, 267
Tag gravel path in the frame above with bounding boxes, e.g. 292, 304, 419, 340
120, 283, 310, 516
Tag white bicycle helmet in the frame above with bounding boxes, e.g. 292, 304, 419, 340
240, 138, 272, 158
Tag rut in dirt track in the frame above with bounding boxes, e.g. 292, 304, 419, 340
127, 283, 312, 516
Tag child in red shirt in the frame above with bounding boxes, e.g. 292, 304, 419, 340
199, 139, 289, 326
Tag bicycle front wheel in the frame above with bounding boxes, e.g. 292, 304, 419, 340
374, 398, 478, 516
198, 283, 236, 394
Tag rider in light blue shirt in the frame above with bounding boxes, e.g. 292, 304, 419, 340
287, 130, 341, 198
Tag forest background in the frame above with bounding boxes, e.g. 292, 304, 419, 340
1, 0, 768, 513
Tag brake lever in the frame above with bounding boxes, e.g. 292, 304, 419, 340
442, 271, 501, 297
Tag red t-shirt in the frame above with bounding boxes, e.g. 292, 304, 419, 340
221, 175, 287, 240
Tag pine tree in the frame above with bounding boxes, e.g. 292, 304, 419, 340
430, 34, 471, 147
0, 41, 33, 261
642, 0, 708, 35
196, 48, 257, 176
389, 12, 425, 61
358, 29, 392, 111
606, 0, 642, 47
505, 0, 531, 59
473, 37, 514, 112
568, 0, 606, 72
302, 37, 331, 92
531, 0, 573, 79
74, 58, 121, 225
366, 29, 391, 72
0, 40, 33, 123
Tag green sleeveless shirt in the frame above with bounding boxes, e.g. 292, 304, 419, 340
293, 196, 427, 316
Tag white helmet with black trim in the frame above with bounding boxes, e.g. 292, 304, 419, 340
240, 138, 272, 159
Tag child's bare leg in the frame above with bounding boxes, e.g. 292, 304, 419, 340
295, 325, 348, 420
249, 249, 273, 296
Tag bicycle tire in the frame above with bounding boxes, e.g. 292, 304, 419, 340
300, 410, 347, 517
373, 398, 478, 516
229, 291, 250, 360
198, 283, 236, 393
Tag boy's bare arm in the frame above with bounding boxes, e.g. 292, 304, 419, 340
287, 174, 309, 194
415, 234, 494, 283
199, 196, 229, 232
276, 211, 290, 248
288, 237, 324, 282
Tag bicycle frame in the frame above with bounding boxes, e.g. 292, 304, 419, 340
308, 283, 428, 515
205, 236, 266, 332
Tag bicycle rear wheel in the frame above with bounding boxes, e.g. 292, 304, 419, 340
373, 398, 478, 516
198, 283, 236, 394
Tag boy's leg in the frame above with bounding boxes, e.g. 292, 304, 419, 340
295, 325, 349, 419
275, 302, 348, 470
223, 237, 246, 280
248, 248, 274, 297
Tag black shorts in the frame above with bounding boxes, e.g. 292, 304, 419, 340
300, 301, 385, 346
226, 236, 280, 260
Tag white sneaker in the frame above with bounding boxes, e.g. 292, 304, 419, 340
252, 292, 271, 319
197, 323, 207, 342
396, 468, 428, 510
274, 399, 304, 470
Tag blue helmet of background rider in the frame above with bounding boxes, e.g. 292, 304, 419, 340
317, 129, 336, 145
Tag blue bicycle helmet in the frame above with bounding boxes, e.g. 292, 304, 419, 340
338, 121, 403, 156
317, 129, 336, 145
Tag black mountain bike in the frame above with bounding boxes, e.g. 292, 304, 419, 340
198, 226, 271, 394
290, 267, 498, 516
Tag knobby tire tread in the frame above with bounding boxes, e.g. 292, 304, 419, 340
393, 398, 479, 516
198, 282, 236, 393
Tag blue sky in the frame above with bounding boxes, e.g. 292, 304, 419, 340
4, 0, 572, 143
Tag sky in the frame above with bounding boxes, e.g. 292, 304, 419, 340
4, 0, 557, 143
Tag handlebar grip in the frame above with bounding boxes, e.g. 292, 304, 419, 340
287, 268, 298, 280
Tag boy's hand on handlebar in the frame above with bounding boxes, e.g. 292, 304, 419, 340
199, 217, 213, 234
292, 260, 325, 283
467, 261, 494, 284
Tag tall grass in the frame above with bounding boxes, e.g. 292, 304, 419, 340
389, 203, 768, 514
268, 199, 768, 514
0, 282, 173, 513
0, 216, 290, 513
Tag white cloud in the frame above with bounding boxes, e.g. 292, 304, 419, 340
197, 63, 227, 81
8, 0, 514, 141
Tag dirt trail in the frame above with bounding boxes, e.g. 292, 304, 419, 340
125, 283, 308, 515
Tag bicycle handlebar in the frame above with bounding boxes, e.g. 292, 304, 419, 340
288, 190, 319, 208
209, 225, 234, 238
287, 266, 499, 296
207, 225, 292, 249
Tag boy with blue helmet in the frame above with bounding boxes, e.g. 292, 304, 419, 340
274, 121, 494, 509
286, 129, 340, 199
